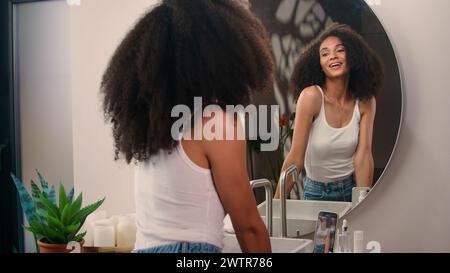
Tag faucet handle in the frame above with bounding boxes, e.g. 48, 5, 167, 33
249, 179, 273, 236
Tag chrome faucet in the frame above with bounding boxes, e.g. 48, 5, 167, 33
250, 179, 273, 236
280, 165, 301, 237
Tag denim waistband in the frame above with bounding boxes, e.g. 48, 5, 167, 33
305, 173, 354, 184
303, 174, 355, 202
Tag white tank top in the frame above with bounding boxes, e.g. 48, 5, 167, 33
134, 136, 225, 250
304, 85, 361, 183
315, 227, 330, 245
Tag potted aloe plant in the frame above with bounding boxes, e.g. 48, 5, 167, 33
10, 170, 105, 253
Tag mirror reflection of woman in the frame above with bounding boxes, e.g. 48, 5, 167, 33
313, 216, 330, 253
275, 23, 384, 201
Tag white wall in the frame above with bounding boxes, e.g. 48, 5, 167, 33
345, 0, 450, 252
17, 1, 73, 196
70, 0, 158, 216
15, 1, 73, 253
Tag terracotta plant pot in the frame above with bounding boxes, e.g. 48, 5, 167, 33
37, 239, 85, 253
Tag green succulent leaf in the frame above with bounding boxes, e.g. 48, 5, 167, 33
36, 170, 50, 195
64, 223, 81, 235
34, 207, 48, 224
29, 215, 66, 244
70, 231, 87, 243
61, 203, 72, 226
41, 225, 66, 244
71, 193, 83, 214
70, 198, 105, 227
24, 226, 39, 235
48, 215, 64, 231
30, 180, 42, 200
67, 188, 75, 203
59, 184, 68, 210
27, 217, 48, 239
10, 173, 36, 224
48, 185, 57, 205
29, 180, 49, 223
39, 192, 60, 219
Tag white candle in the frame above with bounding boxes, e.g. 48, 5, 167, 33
116, 217, 136, 248
83, 221, 94, 247
83, 211, 108, 247
93, 219, 116, 247
94, 225, 115, 247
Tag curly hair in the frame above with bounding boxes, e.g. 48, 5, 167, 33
289, 23, 384, 101
101, 0, 274, 163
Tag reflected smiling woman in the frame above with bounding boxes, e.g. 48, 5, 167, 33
275, 23, 384, 202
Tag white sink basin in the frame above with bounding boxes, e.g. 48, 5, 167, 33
257, 199, 352, 237
222, 233, 313, 253
223, 200, 351, 239
260, 217, 316, 237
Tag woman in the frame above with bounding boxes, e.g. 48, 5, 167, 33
313, 216, 330, 253
101, 0, 274, 253
275, 23, 383, 201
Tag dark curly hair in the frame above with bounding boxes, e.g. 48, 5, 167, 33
289, 23, 384, 101
101, 0, 274, 163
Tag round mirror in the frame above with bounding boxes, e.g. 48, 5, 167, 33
248, 0, 402, 208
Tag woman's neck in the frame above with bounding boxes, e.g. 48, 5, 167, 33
323, 76, 351, 105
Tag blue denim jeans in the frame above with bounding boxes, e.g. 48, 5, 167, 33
303, 174, 355, 202
134, 241, 222, 253
313, 244, 325, 253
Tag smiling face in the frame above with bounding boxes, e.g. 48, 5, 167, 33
319, 36, 350, 79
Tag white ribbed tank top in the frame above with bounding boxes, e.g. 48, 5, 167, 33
304, 85, 361, 183
134, 136, 225, 250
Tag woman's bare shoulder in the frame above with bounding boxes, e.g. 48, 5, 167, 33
359, 96, 376, 115
296, 85, 322, 114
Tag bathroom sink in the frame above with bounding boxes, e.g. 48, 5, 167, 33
258, 199, 352, 220
223, 215, 314, 238
222, 233, 313, 253
258, 199, 351, 236
261, 217, 317, 237
223, 199, 351, 238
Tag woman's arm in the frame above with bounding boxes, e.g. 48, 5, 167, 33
324, 232, 331, 253
202, 114, 271, 253
274, 87, 321, 199
354, 97, 376, 187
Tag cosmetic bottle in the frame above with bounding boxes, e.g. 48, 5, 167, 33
340, 219, 350, 253
334, 228, 341, 253
353, 230, 365, 253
